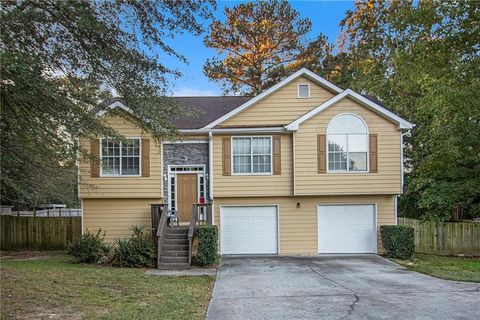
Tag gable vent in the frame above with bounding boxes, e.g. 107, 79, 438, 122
297, 84, 310, 98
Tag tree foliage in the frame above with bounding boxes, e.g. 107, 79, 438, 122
340, 0, 480, 220
204, 0, 337, 95
0, 0, 214, 208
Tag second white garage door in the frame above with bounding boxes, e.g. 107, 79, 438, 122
220, 206, 278, 255
318, 204, 376, 254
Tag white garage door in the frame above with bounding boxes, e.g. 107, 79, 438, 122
220, 206, 278, 255
317, 204, 376, 254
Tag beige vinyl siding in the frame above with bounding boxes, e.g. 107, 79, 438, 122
214, 195, 395, 255
212, 134, 293, 197
83, 198, 160, 242
79, 114, 162, 199
220, 77, 335, 127
295, 97, 402, 195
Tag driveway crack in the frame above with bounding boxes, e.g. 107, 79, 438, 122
341, 294, 360, 319
309, 266, 358, 294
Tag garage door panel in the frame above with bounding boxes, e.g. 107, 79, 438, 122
318, 204, 375, 254
220, 206, 278, 255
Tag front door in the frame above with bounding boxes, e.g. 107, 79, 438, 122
176, 174, 198, 222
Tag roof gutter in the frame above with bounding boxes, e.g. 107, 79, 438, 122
180, 127, 288, 134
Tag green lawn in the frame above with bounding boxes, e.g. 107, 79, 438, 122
1, 252, 215, 319
393, 254, 480, 283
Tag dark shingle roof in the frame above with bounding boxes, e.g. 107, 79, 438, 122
95, 94, 394, 129
95, 96, 252, 129
172, 96, 252, 129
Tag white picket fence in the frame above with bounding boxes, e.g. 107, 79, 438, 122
0, 208, 82, 217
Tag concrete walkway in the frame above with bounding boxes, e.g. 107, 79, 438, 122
206, 256, 480, 320
145, 268, 216, 276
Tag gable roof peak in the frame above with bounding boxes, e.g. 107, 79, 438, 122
286, 88, 414, 130
202, 68, 344, 129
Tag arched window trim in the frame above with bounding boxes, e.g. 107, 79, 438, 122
326, 113, 369, 173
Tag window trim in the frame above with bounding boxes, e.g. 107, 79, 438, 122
231, 136, 273, 176
326, 113, 369, 174
99, 137, 142, 177
297, 83, 311, 99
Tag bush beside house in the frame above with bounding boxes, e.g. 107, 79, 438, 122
68, 225, 156, 267
380, 225, 415, 259
192, 225, 218, 267
67, 230, 111, 263
111, 225, 156, 268
68, 225, 219, 268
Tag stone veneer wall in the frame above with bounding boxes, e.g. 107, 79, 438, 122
162, 143, 209, 201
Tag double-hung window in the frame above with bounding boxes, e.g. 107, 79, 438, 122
232, 137, 272, 174
327, 114, 368, 172
101, 138, 140, 176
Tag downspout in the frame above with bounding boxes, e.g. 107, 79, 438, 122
208, 131, 214, 225
398, 129, 411, 225
394, 195, 398, 225
292, 131, 296, 196
76, 138, 84, 234
400, 129, 411, 193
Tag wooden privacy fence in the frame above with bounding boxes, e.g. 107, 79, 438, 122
399, 218, 480, 256
0, 216, 81, 250
0, 208, 81, 217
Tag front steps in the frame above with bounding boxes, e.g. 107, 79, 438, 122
158, 227, 189, 270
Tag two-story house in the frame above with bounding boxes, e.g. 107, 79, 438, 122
79, 68, 413, 259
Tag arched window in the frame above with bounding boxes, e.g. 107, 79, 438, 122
327, 114, 368, 172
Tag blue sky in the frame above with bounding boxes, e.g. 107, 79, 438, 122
164, 1, 354, 96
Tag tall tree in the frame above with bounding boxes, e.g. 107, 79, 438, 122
1, 0, 214, 208
204, 0, 326, 95
290, 36, 356, 89
340, 0, 480, 220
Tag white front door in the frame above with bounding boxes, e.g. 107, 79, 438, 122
220, 206, 278, 255
317, 204, 376, 254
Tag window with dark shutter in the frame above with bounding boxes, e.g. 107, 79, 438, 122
90, 139, 100, 177
327, 114, 368, 172
100, 138, 141, 176
273, 135, 281, 175
222, 137, 231, 176
142, 138, 150, 177
317, 134, 327, 173
369, 134, 378, 173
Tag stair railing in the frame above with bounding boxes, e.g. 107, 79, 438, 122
188, 204, 198, 268
153, 204, 169, 269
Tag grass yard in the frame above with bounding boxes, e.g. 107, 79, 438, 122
393, 254, 480, 283
1, 252, 215, 319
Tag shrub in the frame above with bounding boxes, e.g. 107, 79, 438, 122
67, 229, 110, 263
193, 225, 218, 267
380, 225, 415, 260
111, 225, 156, 268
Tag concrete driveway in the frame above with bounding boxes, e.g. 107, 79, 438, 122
206, 256, 480, 320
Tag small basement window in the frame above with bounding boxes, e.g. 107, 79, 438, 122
297, 84, 310, 98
